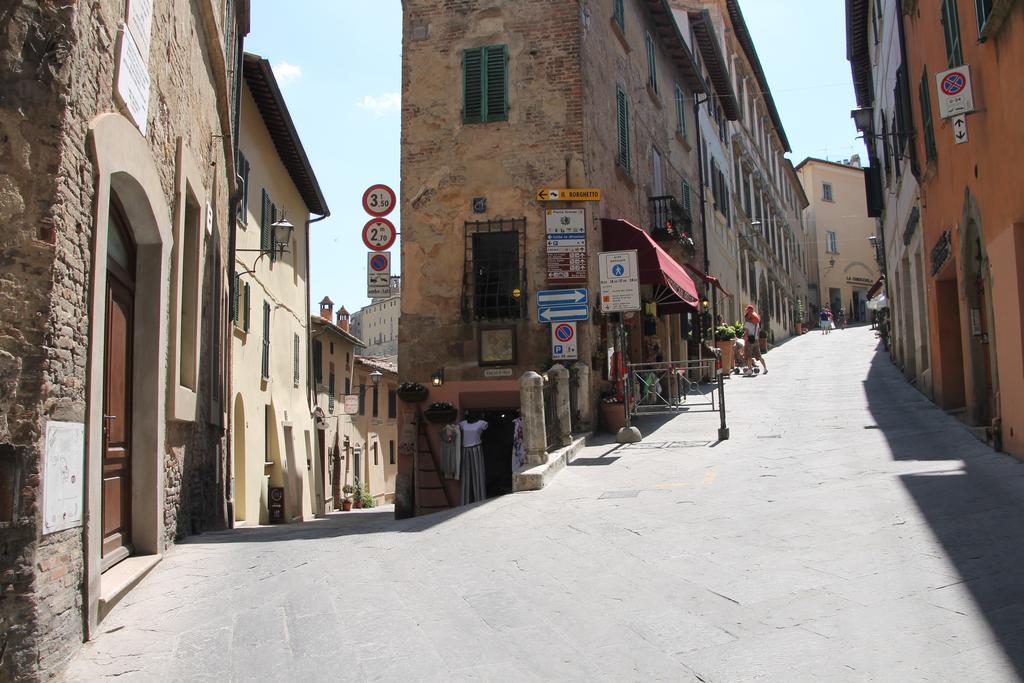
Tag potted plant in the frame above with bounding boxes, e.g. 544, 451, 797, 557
361, 490, 376, 508
599, 388, 626, 433
340, 484, 355, 511
352, 480, 364, 509
758, 329, 769, 353
423, 401, 457, 424
397, 381, 429, 403
714, 324, 737, 373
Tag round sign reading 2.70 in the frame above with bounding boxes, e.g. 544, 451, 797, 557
362, 184, 396, 217
362, 217, 396, 251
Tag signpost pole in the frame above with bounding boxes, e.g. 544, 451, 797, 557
620, 313, 631, 430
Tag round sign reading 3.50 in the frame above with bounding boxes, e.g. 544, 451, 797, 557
362, 218, 396, 251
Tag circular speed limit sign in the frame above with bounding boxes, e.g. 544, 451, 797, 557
362, 184, 396, 217
362, 218, 396, 251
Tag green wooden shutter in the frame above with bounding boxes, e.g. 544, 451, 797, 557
484, 45, 508, 121
462, 48, 484, 123
269, 202, 278, 262
682, 180, 692, 217
242, 281, 251, 332
613, 0, 624, 29
616, 86, 630, 172
231, 272, 240, 324
293, 333, 300, 387
260, 188, 271, 252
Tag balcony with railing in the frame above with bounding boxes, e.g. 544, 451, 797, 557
648, 195, 694, 251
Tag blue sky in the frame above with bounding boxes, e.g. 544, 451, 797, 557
246, 0, 862, 314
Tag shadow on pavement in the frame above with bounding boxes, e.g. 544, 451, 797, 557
864, 342, 1024, 677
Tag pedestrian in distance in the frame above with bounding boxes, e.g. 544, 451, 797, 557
742, 304, 767, 376
819, 306, 832, 335
836, 306, 847, 330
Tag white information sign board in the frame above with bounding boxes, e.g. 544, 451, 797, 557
43, 421, 84, 535
551, 322, 578, 361
116, 25, 151, 135
935, 65, 975, 119
599, 250, 641, 313
546, 209, 587, 284
367, 251, 392, 298
344, 395, 359, 415
126, 0, 153, 60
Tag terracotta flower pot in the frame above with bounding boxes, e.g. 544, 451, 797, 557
341, 500, 353, 511
716, 340, 735, 372
600, 402, 626, 433
354, 499, 363, 509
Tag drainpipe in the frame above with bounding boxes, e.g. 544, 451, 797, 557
693, 94, 717, 337
306, 213, 329, 415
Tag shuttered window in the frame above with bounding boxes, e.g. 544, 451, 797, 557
328, 364, 335, 413
975, 0, 993, 36
674, 85, 686, 138
940, 0, 963, 67
260, 189, 271, 253
612, 0, 624, 30
616, 86, 630, 172
231, 273, 250, 332
462, 45, 508, 124
644, 33, 657, 94
312, 339, 322, 384
681, 180, 692, 218
919, 66, 937, 163
293, 333, 300, 387
235, 152, 250, 225
261, 301, 270, 379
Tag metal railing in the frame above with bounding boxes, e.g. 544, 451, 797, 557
649, 195, 692, 240
626, 359, 718, 417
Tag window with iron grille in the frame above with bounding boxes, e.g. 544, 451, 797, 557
612, 0, 624, 30
941, 0, 963, 67
463, 219, 526, 320
919, 66, 937, 163
462, 45, 508, 124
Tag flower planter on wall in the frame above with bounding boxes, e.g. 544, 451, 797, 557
397, 386, 429, 403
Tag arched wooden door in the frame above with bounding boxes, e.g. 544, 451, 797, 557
101, 202, 135, 569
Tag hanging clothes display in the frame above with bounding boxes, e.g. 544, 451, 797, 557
511, 415, 526, 473
459, 417, 488, 505
440, 422, 461, 480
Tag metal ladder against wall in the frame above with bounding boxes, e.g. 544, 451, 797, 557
414, 413, 455, 515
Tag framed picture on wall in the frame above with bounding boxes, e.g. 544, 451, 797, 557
478, 327, 516, 367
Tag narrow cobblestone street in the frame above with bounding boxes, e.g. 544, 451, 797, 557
66, 327, 1024, 682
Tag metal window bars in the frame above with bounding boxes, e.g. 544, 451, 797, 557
462, 218, 527, 321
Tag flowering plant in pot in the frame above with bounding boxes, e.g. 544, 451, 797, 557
423, 401, 457, 424
341, 484, 355, 511
397, 381, 429, 403
714, 325, 738, 373
599, 388, 626, 433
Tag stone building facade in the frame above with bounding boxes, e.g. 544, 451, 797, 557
399, 0, 741, 517
350, 294, 401, 359
0, 1, 247, 679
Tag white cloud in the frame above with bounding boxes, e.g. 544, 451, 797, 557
273, 61, 303, 85
356, 92, 401, 116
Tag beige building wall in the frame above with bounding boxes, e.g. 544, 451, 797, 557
231, 67, 317, 525
354, 295, 401, 358
797, 158, 881, 323
351, 359, 399, 505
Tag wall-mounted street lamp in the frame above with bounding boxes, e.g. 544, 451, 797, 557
368, 369, 383, 388
851, 107, 914, 141
431, 368, 444, 387
236, 216, 295, 275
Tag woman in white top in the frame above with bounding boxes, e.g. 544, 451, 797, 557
459, 412, 488, 505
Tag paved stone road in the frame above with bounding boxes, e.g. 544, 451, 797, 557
66, 327, 1024, 682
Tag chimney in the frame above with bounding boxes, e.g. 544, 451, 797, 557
337, 306, 350, 332
847, 154, 862, 168
319, 296, 334, 320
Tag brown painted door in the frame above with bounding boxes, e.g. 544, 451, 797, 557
102, 271, 133, 567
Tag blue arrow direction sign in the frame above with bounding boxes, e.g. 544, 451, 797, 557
538, 305, 589, 323
536, 288, 588, 308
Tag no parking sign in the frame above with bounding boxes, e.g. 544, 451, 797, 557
551, 322, 577, 361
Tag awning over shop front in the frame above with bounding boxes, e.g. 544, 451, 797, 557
684, 263, 733, 298
866, 276, 885, 299
600, 218, 700, 313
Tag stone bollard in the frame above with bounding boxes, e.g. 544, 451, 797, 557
571, 361, 593, 433
548, 364, 572, 447
519, 371, 547, 466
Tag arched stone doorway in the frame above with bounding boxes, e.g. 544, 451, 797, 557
960, 217, 997, 427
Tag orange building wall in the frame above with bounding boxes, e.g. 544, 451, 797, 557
904, 3, 1024, 457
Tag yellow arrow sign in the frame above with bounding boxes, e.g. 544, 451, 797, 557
536, 188, 602, 202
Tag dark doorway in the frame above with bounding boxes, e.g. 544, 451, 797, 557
478, 409, 517, 497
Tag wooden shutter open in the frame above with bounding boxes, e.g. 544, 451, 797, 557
463, 48, 484, 123
616, 87, 629, 172
484, 45, 508, 121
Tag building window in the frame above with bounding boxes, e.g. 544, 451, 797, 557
616, 85, 630, 172
975, 0, 994, 36
313, 339, 322, 384
822, 182, 833, 202
344, 377, 350, 395
179, 189, 202, 390
261, 301, 271, 379
681, 180, 692, 219
826, 230, 839, 253
372, 384, 379, 417
919, 66, 937, 163
941, 0, 963, 67
293, 333, 300, 387
235, 150, 250, 225
462, 45, 508, 124
358, 383, 365, 415
388, 389, 397, 418
389, 440, 395, 465
373, 442, 378, 466
231, 273, 250, 332
612, 0, 624, 30
674, 85, 686, 138
463, 219, 525, 320
328, 364, 335, 413
644, 32, 658, 94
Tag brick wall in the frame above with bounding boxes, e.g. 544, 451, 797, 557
0, 0, 235, 679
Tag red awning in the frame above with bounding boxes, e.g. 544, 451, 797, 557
684, 263, 733, 298
600, 219, 700, 313
867, 276, 885, 299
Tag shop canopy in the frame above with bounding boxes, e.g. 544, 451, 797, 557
600, 218, 700, 314
684, 263, 733, 298
866, 276, 885, 299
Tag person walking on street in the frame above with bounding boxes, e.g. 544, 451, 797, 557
819, 306, 832, 335
836, 306, 847, 330
742, 304, 767, 375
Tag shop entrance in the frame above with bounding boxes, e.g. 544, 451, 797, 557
477, 409, 517, 497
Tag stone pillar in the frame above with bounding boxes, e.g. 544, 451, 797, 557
572, 361, 593, 433
519, 371, 547, 466
548, 364, 571, 447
